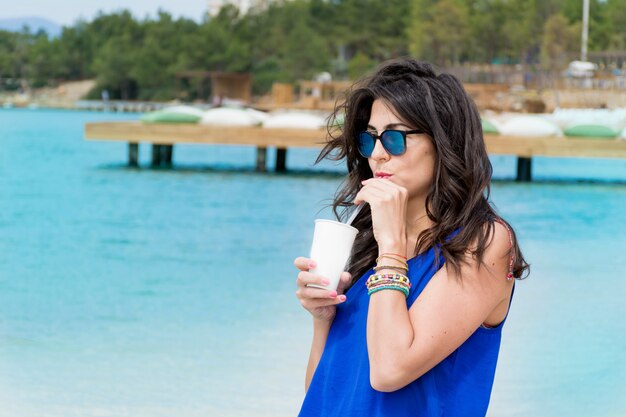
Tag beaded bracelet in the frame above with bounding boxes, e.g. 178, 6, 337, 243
368, 281, 411, 293
365, 274, 411, 285
368, 284, 409, 297
366, 273, 411, 298
367, 280, 411, 291
367, 279, 411, 290
366, 279, 411, 290
366, 273, 411, 286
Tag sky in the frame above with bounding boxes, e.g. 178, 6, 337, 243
0, 0, 208, 26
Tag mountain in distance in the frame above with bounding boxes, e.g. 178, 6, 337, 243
0, 17, 62, 37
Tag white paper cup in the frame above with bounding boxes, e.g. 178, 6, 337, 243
308, 219, 358, 291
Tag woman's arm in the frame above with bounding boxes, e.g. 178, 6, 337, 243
367, 222, 514, 392
305, 318, 332, 392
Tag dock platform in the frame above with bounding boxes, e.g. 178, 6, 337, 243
84, 121, 626, 181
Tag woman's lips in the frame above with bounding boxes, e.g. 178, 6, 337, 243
375, 172, 392, 179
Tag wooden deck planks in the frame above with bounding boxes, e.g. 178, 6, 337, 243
85, 121, 626, 159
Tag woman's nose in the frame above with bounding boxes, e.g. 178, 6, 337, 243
370, 138, 390, 161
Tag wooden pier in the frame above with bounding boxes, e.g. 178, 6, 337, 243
84, 121, 626, 181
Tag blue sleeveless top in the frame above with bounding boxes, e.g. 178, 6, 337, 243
299, 244, 514, 417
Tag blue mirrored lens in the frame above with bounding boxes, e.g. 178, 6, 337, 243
357, 132, 375, 157
381, 131, 406, 155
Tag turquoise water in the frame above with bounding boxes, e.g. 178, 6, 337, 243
0, 108, 625, 417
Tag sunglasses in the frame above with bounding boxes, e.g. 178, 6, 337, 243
356, 129, 422, 157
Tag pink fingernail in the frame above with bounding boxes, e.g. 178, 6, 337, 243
339, 295, 346, 302
322, 279, 330, 285
329, 291, 337, 298
309, 261, 317, 269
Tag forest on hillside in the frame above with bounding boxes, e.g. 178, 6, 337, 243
0, 0, 624, 100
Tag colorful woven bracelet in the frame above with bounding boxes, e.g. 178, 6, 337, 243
366, 273, 411, 286
367, 278, 411, 289
368, 284, 409, 297
367, 273, 409, 281
367, 276, 411, 285
366, 278, 411, 290
365, 274, 412, 299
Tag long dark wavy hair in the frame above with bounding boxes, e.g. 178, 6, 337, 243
317, 58, 529, 289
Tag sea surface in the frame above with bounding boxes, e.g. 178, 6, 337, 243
0, 108, 625, 417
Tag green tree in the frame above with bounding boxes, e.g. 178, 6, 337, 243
465, 0, 515, 63
2, 0, 623, 99
0, 31, 18, 78
245, 0, 331, 83
92, 34, 139, 99
56, 21, 94, 79
560, 0, 611, 51
347, 51, 375, 80
26, 32, 62, 87
604, 0, 626, 50
541, 13, 580, 71
191, 5, 252, 72
130, 12, 198, 100
408, 0, 469, 65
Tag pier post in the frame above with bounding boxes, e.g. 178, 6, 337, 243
516, 157, 532, 182
256, 147, 267, 172
276, 148, 287, 172
128, 143, 139, 167
151, 144, 163, 167
161, 145, 173, 166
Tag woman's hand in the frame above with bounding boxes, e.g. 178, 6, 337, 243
294, 257, 351, 323
354, 178, 408, 254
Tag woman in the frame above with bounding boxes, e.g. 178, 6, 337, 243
294, 58, 529, 416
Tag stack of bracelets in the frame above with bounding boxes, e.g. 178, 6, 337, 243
365, 253, 411, 298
